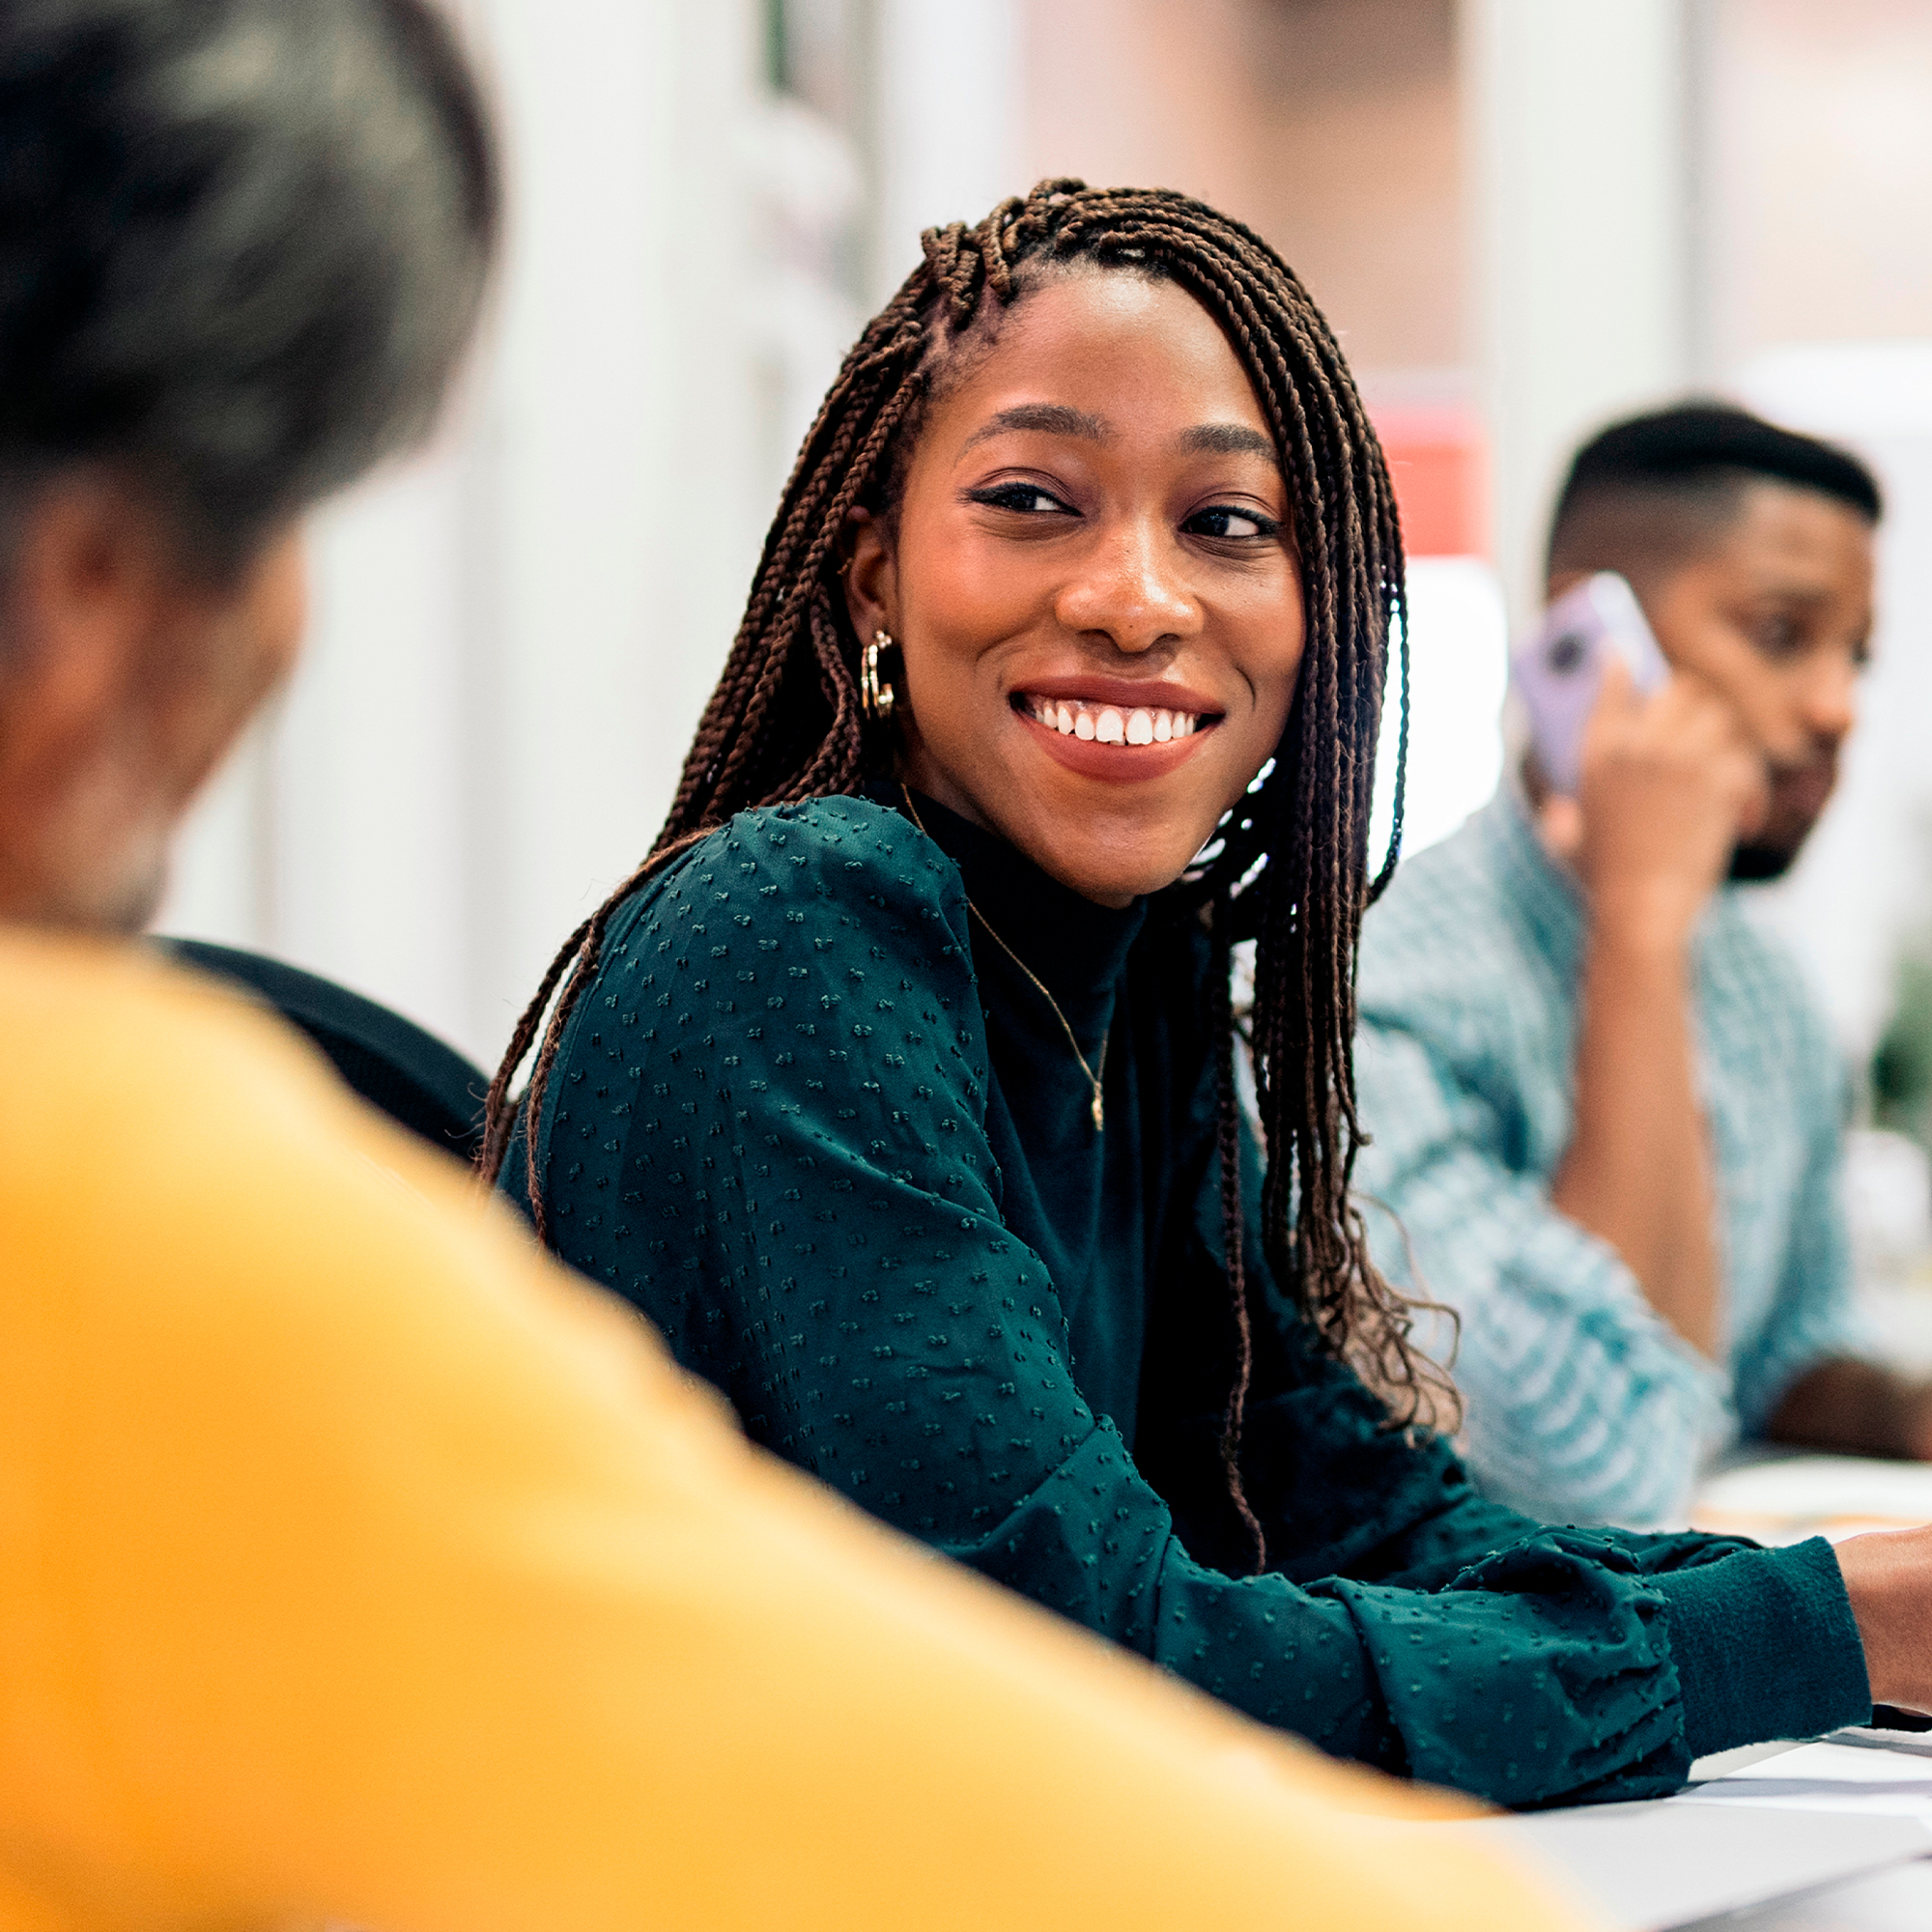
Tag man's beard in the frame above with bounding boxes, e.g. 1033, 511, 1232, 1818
1729, 838, 1803, 883
1729, 753, 1839, 883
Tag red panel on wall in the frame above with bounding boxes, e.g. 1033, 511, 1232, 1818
1370, 405, 1486, 558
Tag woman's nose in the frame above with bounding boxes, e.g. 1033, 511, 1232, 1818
1052, 520, 1201, 655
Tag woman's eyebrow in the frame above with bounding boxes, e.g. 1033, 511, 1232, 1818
960, 403, 1110, 451
1179, 422, 1276, 457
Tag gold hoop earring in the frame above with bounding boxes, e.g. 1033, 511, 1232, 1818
861, 629, 897, 723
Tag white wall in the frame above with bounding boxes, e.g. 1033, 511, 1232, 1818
1734, 344, 1932, 1065
1369, 557, 1511, 866
159, 0, 771, 1068
866, 0, 1023, 305
1461, 0, 1697, 621
468, 0, 770, 1061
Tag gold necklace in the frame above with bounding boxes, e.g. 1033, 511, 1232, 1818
899, 785, 1108, 1129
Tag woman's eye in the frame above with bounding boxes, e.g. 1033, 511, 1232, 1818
970, 483, 1074, 516
1186, 505, 1278, 541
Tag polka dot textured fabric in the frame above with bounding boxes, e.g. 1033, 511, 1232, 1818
517, 795, 1869, 1805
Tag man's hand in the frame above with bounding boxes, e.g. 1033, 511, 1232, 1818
1770, 1357, 1932, 1463
1546, 661, 1770, 1361
1561, 658, 1771, 951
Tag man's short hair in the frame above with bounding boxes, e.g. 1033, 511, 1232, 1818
0, 0, 498, 582
1547, 403, 1882, 585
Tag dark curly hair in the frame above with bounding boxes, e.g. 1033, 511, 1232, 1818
482, 180, 1452, 1567
0, 0, 497, 579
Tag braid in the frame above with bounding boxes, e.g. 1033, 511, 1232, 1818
480, 181, 1457, 1512
1211, 901, 1265, 1572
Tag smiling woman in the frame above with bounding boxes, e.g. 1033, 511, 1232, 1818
481, 183, 1878, 1808
841, 273, 1307, 915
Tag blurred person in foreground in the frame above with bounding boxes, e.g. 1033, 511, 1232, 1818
0, 2, 1585, 1927
1354, 404, 1923, 1528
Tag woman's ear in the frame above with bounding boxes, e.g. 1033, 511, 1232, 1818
841, 508, 897, 643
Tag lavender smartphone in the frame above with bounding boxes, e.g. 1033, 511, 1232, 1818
1511, 571, 1670, 796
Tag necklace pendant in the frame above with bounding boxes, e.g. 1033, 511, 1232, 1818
1091, 1091, 1105, 1131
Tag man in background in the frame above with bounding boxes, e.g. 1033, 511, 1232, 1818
0, 1, 1575, 1926
1355, 404, 1928, 1527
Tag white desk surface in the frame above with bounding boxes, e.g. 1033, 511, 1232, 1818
1452, 1736, 1932, 1929
1676, 1739, 1932, 1928
1672, 1456, 1932, 1922
1681, 1858, 1932, 1928
1452, 1451, 1932, 1927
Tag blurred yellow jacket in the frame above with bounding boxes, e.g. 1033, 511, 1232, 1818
0, 932, 1587, 1932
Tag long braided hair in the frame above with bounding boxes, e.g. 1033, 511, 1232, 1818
480, 181, 1453, 1566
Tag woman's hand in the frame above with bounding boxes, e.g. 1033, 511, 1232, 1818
1834, 1526, 1932, 1713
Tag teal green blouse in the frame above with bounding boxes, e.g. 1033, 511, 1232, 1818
512, 790, 1870, 1807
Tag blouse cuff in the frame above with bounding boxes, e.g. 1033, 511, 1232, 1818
1650, 1536, 1870, 1759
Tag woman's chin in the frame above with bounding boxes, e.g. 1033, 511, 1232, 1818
1000, 811, 1202, 908
902, 727, 1236, 905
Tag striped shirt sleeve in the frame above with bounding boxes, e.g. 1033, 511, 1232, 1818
1730, 1005, 1868, 1431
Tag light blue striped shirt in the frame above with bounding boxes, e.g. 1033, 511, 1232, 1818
1352, 790, 1862, 1528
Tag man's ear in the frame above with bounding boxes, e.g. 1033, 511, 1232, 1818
841, 507, 897, 642
0, 476, 170, 818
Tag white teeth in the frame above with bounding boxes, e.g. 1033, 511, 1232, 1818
1024, 695, 1207, 743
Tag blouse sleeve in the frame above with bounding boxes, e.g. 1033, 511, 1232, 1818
535, 797, 1866, 1809
1224, 1279, 1869, 1792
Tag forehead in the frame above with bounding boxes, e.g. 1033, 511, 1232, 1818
923, 271, 1273, 446
1698, 479, 1876, 598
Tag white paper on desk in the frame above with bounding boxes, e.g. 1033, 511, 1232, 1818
1681, 1739, 1932, 1820
1445, 1801, 1929, 1931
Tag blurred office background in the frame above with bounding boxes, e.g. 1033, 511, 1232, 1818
159, 0, 1932, 1226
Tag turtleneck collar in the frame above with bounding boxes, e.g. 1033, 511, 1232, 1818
874, 783, 1148, 1012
